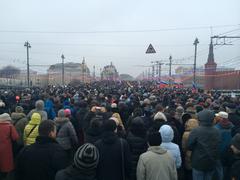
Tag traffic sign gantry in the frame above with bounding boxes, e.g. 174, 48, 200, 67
146, 44, 156, 54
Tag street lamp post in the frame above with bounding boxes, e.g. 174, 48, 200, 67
193, 38, 199, 86
24, 41, 31, 87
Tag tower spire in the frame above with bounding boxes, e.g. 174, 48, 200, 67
207, 39, 214, 63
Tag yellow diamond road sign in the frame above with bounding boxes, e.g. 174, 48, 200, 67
146, 44, 156, 54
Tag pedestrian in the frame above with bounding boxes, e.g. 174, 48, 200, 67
214, 111, 234, 180
159, 124, 182, 169
23, 112, 41, 145
55, 143, 99, 180
95, 119, 131, 180
126, 117, 148, 180
182, 118, 199, 180
188, 110, 221, 180
16, 120, 69, 180
27, 100, 48, 121
136, 131, 177, 180
55, 109, 78, 159
0, 113, 19, 179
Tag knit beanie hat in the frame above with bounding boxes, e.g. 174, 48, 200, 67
0, 113, 11, 121
64, 109, 71, 117
74, 143, 99, 170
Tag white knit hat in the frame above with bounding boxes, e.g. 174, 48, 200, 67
0, 113, 11, 121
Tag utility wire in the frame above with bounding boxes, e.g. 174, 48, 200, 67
0, 24, 238, 34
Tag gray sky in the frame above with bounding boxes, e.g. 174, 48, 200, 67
0, 0, 239, 77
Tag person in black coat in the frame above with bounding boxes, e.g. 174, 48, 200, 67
55, 143, 99, 180
16, 120, 69, 180
95, 119, 131, 180
126, 117, 148, 180
85, 117, 103, 144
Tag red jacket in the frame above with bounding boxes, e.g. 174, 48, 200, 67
0, 121, 19, 172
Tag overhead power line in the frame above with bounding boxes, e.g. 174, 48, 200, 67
0, 24, 238, 34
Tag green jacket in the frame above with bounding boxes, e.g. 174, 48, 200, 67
24, 113, 41, 145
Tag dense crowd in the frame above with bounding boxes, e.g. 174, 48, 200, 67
0, 81, 240, 180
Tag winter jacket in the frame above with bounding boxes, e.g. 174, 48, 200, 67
23, 113, 41, 145
126, 132, 147, 180
55, 117, 78, 150
182, 119, 199, 170
16, 136, 69, 180
188, 125, 221, 171
27, 100, 48, 121
215, 119, 234, 158
55, 165, 97, 180
95, 132, 131, 180
159, 125, 182, 168
0, 119, 19, 172
11, 112, 28, 146
136, 146, 177, 180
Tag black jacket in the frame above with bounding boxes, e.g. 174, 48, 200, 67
188, 125, 221, 171
229, 113, 240, 127
126, 132, 147, 180
16, 136, 69, 180
55, 165, 97, 180
95, 132, 131, 180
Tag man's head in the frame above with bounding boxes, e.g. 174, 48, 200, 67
215, 111, 228, 121
38, 120, 56, 139
147, 131, 162, 146
103, 119, 117, 133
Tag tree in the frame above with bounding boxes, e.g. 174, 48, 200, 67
0, 65, 21, 78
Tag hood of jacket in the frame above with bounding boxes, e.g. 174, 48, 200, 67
55, 117, 69, 125
102, 131, 118, 144
148, 146, 167, 154
29, 113, 41, 125
11, 112, 26, 122
64, 165, 97, 180
45, 99, 53, 109
159, 125, 174, 143
35, 100, 44, 111
185, 119, 199, 131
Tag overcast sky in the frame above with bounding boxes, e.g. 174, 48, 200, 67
0, 0, 239, 77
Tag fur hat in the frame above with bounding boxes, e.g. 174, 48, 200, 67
154, 112, 167, 121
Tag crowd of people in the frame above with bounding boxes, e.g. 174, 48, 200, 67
0, 81, 240, 180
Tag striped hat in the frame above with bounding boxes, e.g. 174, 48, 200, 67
74, 143, 99, 170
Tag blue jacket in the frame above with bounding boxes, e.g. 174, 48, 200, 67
215, 120, 234, 156
159, 125, 182, 168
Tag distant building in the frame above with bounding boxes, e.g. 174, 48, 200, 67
119, 74, 134, 81
101, 62, 119, 81
204, 41, 240, 90
48, 58, 91, 85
